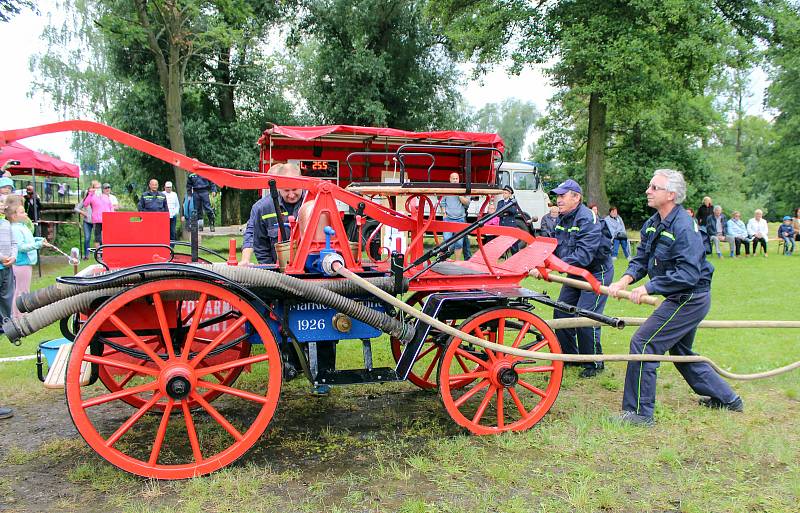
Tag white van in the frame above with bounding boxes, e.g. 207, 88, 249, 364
464, 162, 550, 229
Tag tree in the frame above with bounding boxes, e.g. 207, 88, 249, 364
472, 98, 538, 161
294, 0, 466, 130
0, 0, 36, 22
428, 0, 772, 214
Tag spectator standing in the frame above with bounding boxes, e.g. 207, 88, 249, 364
604, 206, 630, 259
705, 205, 728, 258
726, 211, 750, 257
82, 180, 114, 249
186, 173, 218, 232
441, 172, 472, 260
497, 185, 522, 254
778, 216, 795, 255
103, 183, 119, 210
482, 202, 500, 243
686, 207, 695, 218
57, 182, 66, 201
76, 181, 98, 259
23, 185, 42, 225
747, 209, 769, 257
0, 193, 17, 420
540, 205, 559, 237
137, 179, 169, 213
697, 196, 713, 227
7, 198, 45, 317
164, 181, 181, 241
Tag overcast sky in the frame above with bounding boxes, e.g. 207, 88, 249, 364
0, 2, 768, 168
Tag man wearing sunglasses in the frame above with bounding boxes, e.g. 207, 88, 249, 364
608, 169, 742, 427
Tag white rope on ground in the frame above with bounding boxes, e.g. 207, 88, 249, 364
0, 354, 36, 363
334, 264, 800, 382
547, 317, 800, 330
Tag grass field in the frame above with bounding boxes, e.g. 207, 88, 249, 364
0, 240, 798, 513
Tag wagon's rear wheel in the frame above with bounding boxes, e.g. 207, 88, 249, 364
65, 278, 282, 479
438, 307, 562, 434
390, 292, 463, 390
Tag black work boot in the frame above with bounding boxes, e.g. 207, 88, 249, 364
579, 362, 604, 378
699, 396, 744, 412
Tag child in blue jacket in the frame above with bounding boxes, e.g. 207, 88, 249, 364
778, 216, 795, 255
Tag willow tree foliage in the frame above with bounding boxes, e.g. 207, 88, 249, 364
472, 99, 538, 161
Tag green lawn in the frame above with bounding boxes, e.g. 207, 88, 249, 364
0, 249, 798, 513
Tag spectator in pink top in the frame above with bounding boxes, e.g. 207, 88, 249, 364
82, 182, 114, 247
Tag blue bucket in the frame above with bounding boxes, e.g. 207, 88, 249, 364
38, 338, 71, 368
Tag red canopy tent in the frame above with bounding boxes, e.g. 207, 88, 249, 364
0, 140, 79, 178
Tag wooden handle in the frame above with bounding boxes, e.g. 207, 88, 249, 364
541, 274, 662, 307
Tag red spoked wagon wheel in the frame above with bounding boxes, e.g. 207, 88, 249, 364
390, 292, 463, 390
438, 307, 563, 435
96, 301, 251, 411
65, 278, 282, 479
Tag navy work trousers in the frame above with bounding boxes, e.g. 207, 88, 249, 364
622, 291, 738, 418
193, 190, 215, 225
553, 264, 613, 368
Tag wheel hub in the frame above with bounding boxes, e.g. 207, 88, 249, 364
497, 367, 519, 387
166, 375, 191, 400
159, 365, 196, 401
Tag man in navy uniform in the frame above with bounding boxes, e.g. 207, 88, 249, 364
532, 179, 613, 378
239, 163, 305, 266
186, 172, 218, 232
137, 179, 169, 213
608, 169, 742, 427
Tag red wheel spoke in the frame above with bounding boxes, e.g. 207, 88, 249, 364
529, 338, 550, 352
496, 318, 506, 346
517, 365, 555, 374
180, 293, 208, 362
517, 379, 547, 398
152, 293, 176, 360
471, 385, 496, 425
197, 380, 272, 405
414, 344, 438, 362
455, 354, 470, 373
453, 379, 490, 408
196, 359, 229, 382
511, 322, 532, 348
421, 354, 439, 381
108, 314, 166, 369
190, 392, 244, 442
117, 370, 137, 388
181, 401, 204, 463
106, 393, 162, 447
82, 381, 159, 408
454, 347, 490, 369
189, 316, 248, 368
83, 354, 160, 376
196, 352, 270, 377
148, 399, 174, 465
496, 388, 505, 429
447, 370, 487, 385
508, 387, 528, 417
474, 326, 497, 362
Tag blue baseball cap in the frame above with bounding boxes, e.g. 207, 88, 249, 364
783, 215, 792, 221
550, 178, 582, 195
0, 177, 14, 189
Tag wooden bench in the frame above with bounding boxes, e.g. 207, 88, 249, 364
44, 342, 91, 389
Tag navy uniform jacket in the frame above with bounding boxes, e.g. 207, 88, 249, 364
243, 192, 305, 264
625, 204, 713, 296
553, 204, 612, 274
137, 190, 168, 212
187, 173, 218, 195
497, 198, 520, 227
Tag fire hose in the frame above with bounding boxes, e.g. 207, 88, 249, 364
333, 263, 800, 381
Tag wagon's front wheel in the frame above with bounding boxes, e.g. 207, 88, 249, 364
65, 278, 282, 479
438, 307, 563, 435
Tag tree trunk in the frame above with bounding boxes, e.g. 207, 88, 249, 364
221, 188, 241, 225
585, 92, 609, 215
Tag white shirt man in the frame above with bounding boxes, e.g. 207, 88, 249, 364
164, 181, 181, 241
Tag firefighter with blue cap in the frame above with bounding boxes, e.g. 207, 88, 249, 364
608, 169, 742, 427
186, 172, 218, 232
533, 178, 613, 378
